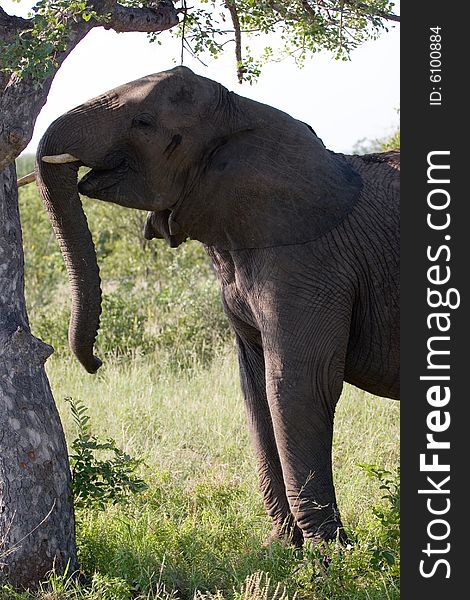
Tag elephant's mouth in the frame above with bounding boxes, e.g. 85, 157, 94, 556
78, 159, 129, 198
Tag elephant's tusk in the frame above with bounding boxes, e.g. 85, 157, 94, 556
17, 172, 36, 187
42, 153, 80, 164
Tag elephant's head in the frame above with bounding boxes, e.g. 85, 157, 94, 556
36, 66, 362, 373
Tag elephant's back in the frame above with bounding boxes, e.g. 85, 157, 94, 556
358, 149, 400, 170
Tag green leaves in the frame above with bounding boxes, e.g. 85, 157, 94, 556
66, 397, 148, 510
1, 1, 104, 82
172, 0, 399, 82
359, 464, 400, 576
2, 1, 398, 84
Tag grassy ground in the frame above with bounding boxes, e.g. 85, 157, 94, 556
1, 348, 399, 600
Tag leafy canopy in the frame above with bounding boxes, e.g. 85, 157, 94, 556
2, 0, 398, 83
175, 0, 398, 81
1, 1, 104, 82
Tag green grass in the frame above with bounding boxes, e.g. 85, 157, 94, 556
0, 348, 399, 600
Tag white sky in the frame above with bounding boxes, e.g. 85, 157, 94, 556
3, 1, 400, 154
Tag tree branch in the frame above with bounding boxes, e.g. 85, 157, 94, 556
299, 1, 399, 23
106, 1, 179, 33
346, 0, 400, 22
225, 1, 243, 83
0, 6, 30, 52
0, 7, 30, 39
317, 1, 400, 23
300, 1, 316, 18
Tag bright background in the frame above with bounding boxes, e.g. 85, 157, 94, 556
4, 1, 400, 153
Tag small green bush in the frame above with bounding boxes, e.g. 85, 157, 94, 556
67, 398, 148, 510
360, 464, 400, 577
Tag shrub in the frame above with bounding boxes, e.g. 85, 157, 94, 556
67, 398, 148, 510
360, 464, 400, 577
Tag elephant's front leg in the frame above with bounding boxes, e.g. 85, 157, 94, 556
263, 327, 349, 544
237, 336, 303, 547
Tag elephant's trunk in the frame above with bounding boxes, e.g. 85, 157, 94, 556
36, 115, 103, 374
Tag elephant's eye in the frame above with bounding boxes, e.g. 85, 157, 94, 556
132, 113, 154, 129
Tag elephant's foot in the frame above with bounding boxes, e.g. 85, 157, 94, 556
298, 502, 350, 548
263, 518, 304, 548
305, 518, 350, 548
302, 525, 351, 575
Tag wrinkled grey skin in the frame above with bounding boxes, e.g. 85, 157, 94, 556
36, 67, 399, 546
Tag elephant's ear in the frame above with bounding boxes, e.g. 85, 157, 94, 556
187, 123, 364, 250
144, 210, 187, 248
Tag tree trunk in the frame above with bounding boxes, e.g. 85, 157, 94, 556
0, 163, 77, 589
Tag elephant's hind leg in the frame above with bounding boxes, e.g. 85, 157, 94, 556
262, 309, 351, 545
237, 337, 303, 547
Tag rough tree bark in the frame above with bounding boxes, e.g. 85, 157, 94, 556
0, 165, 77, 587
0, 1, 179, 589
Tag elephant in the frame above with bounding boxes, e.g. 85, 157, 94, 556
36, 66, 399, 547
